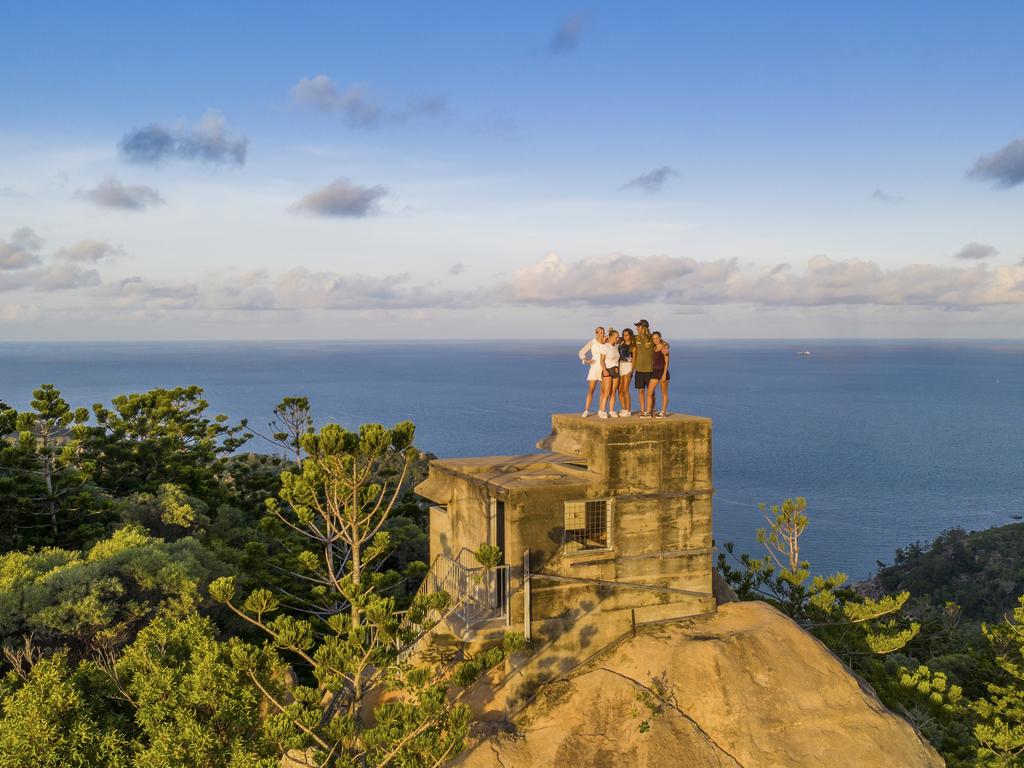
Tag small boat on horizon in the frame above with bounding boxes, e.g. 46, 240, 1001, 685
798, 350, 812, 356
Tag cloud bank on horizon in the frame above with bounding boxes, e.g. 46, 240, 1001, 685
1, 4, 1023, 339
8, 246, 1023, 314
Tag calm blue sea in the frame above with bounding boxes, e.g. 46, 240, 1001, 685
2, 340, 1022, 580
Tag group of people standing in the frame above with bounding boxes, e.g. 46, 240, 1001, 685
578, 318, 670, 419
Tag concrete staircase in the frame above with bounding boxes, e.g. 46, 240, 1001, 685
399, 550, 509, 663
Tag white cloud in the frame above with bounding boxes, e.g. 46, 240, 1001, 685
0, 262, 100, 292
0, 230, 118, 292
54, 240, 121, 263
78, 178, 164, 210
290, 178, 388, 218
290, 75, 446, 127
119, 110, 248, 166
967, 138, 1024, 188
622, 166, 679, 193
502, 252, 1024, 309
503, 252, 703, 305
0, 227, 44, 270
94, 267, 465, 312
953, 242, 998, 261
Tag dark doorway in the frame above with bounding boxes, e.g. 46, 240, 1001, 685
494, 500, 506, 612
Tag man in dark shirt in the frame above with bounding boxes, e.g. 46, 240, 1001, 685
633, 319, 656, 417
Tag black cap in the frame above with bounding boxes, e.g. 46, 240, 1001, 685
634, 319, 649, 328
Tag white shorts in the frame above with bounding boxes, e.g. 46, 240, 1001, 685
619, 361, 633, 376
587, 363, 602, 382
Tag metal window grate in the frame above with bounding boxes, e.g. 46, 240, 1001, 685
563, 499, 610, 554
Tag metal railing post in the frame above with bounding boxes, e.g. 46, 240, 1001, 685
504, 564, 511, 626
523, 549, 531, 642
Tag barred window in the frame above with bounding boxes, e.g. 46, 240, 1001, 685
563, 499, 610, 554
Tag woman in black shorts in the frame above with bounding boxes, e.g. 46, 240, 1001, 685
647, 331, 670, 417
598, 328, 621, 418
617, 328, 635, 416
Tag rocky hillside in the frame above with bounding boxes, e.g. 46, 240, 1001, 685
455, 601, 943, 767
869, 523, 1024, 620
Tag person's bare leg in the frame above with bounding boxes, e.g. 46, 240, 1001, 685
647, 379, 659, 414
660, 379, 669, 414
606, 377, 618, 416
623, 375, 632, 411
584, 380, 598, 413
599, 377, 611, 414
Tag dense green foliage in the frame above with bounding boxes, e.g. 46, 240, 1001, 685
0, 386, 449, 767
876, 524, 1024, 621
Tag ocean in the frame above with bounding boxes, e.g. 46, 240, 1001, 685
2, 339, 1022, 580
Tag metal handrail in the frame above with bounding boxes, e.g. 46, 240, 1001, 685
398, 550, 511, 660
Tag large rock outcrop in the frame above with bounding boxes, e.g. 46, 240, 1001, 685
455, 601, 943, 767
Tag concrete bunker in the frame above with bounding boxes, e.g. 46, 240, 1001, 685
414, 413, 716, 657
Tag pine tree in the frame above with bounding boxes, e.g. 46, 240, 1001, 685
717, 497, 920, 659
210, 421, 469, 766
0, 385, 101, 550
974, 595, 1024, 765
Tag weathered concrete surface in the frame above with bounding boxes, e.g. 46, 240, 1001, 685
453, 601, 944, 768
538, 412, 713, 496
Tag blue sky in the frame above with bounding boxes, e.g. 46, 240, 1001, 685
2, 1, 1023, 339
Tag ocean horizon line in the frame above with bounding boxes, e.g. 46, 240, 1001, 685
3, 337, 1024, 346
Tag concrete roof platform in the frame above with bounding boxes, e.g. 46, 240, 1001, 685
548, 412, 712, 426
538, 412, 712, 455
417, 412, 713, 503
416, 452, 597, 501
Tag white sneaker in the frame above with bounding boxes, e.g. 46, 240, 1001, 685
598, 411, 609, 419
656, 410, 667, 418
640, 412, 652, 419
608, 411, 619, 418
619, 410, 631, 417
581, 410, 590, 418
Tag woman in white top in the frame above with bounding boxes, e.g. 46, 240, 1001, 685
598, 328, 621, 419
578, 326, 605, 417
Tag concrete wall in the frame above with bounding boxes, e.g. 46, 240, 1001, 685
426, 471, 496, 562
534, 414, 715, 610
539, 413, 713, 495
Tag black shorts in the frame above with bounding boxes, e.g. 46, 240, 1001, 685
652, 369, 670, 383
635, 371, 653, 389
603, 366, 620, 379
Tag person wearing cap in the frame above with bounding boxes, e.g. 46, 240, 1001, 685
633, 319, 656, 417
